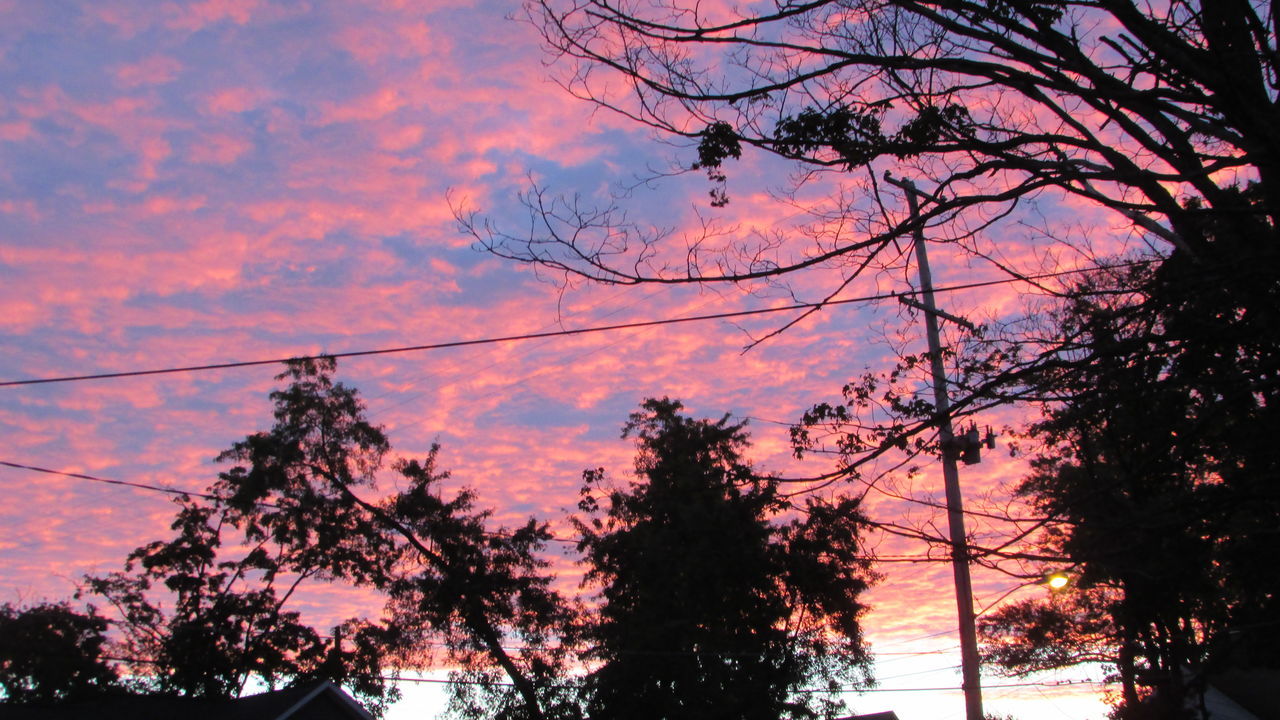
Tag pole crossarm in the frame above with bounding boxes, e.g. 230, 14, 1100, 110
897, 294, 979, 333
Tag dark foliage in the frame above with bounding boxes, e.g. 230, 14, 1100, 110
977, 186, 1280, 715
82, 391, 405, 713
208, 358, 574, 720
2, 362, 889, 720
62, 358, 575, 720
575, 398, 875, 720
0, 603, 118, 703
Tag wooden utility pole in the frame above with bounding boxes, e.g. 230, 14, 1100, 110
884, 172, 984, 720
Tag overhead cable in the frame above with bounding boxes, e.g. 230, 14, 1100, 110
0, 263, 1150, 388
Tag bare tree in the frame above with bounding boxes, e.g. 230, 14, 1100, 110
464, 0, 1274, 297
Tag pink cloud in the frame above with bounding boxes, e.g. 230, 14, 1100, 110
187, 132, 251, 165
0, 120, 33, 141
161, 0, 260, 32
427, 257, 456, 277
84, 2, 157, 38
10, 84, 182, 193
141, 194, 206, 215
318, 87, 407, 124
333, 19, 450, 67
202, 86, 270, 115
377, 123, 425, 152
131, 136, 172, 184
114, 55, 184, 88
0, 198, 41, 221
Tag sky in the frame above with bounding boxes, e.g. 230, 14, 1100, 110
0, 1, 1116, 718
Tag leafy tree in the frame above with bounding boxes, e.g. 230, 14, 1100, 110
976, 199, 1280, 717
0, 602, 119, 703
83, 498, 402, 715
978, 588, 1120, 679
208, 358, 575, 720
497, 7, 1280, 714
575, 398, 876, 720
56, 358, 575, 720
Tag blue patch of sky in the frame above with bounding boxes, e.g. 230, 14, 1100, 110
504, 122, 710, 203
447, 265, 540, 307
0, 132, 137, 221
233, 257, 331, 290
429, 0, 537, 67
374, 236, 528, 298
4, 32, 117, 99
378, 233, 439, 266
277, 45, 370, 106
115, 287, 229, 324
466, 148, 699, 250
473, 390, 581, 432
236, 104, 306, 172
0, 332, 71, 381
293, 118, 369, 159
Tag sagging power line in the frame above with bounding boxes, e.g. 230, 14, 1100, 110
0, 264, 1149, 389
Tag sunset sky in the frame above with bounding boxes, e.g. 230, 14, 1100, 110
0, 2, 1121, 717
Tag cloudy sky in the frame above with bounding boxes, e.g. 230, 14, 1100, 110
0, 1, 1115, 717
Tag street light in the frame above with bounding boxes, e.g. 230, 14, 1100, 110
1045, 572, 1071, 590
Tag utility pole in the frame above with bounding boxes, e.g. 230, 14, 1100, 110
884, 172, 984, 720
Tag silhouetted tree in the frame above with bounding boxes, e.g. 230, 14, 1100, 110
506, 7, 1280, 713
978, 588, 1120, 679
467, 0, 1280, 591
208, 358, 575, 720
0, 602, 119, 703
64, 358, 575, 720
976, 193, 1280, 716
83, 498, 402, 714
467, 2, 1275, 304
575, 398, 876, 720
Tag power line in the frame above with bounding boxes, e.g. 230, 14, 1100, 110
0, 460, 218, 503
378, 673, 1103, 693
0, 263, 1148, 388
51, 658, 1107, 694
0, 458, 952, 559
814, 680, 1106, 694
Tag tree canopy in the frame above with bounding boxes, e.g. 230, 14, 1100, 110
200, 358, 574, 720
2, 363, 887, 720
81, 496, 403, 713
575, 398, 875, 720
0, 602, 119, 703
975, 205, 1280, 715
3, 359, 570, 719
